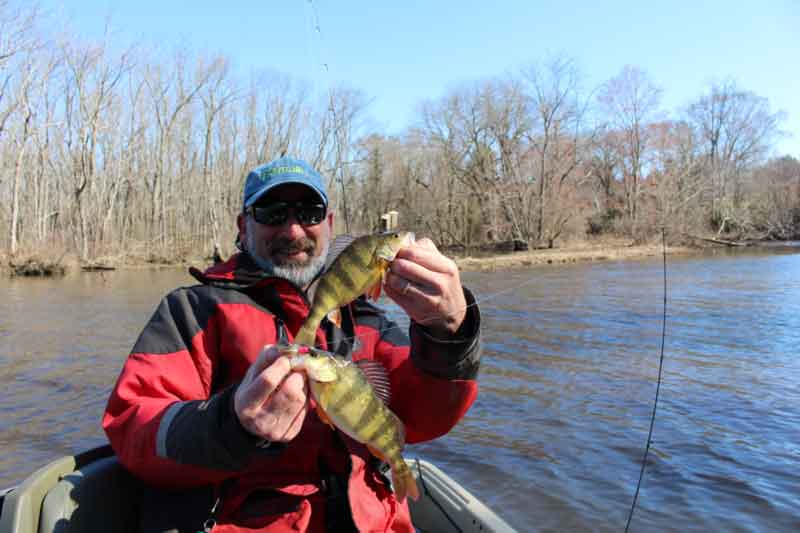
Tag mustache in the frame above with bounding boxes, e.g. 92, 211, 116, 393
269, 237, 316, 255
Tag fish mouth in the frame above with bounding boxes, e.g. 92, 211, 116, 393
404, 232, 415, 246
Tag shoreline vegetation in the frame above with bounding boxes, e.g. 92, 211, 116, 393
1, 4, 798, 280
3, 236, 795, 278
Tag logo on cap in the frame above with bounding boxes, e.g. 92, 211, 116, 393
260, 165, 306, 180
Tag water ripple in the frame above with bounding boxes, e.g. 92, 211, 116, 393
2, 254, 800, 531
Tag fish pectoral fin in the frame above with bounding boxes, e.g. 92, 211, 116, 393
367, 280, 382, 301
354, 359, 391, 405
315, 404, 336, 429
326, 308, 342, 329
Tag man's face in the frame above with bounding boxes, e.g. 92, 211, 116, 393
238, 184, 333, 288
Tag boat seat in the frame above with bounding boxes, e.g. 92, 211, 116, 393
37, 455, 140, 533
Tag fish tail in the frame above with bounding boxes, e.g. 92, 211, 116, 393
391, 457, 419, 502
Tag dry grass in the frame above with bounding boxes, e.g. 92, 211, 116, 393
453, 238, 695, 272
2, 236, 699, 277
4, 250, 73, 277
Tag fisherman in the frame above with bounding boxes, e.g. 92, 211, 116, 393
103, 156, 481, 532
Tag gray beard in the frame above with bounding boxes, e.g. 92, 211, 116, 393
245, 227, 328, 289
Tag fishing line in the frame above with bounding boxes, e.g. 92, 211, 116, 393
305, 0, 352, 233
303, 0, 317, 94
303, 234, 669, 527
327, 254, 578, 349
415, 458, 463, 533
297, 238, 669, 527
624, 227, 668, 532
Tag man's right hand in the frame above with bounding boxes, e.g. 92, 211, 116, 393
234, 344, 308, 443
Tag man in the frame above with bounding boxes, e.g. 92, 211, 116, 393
103, 156, 481, 532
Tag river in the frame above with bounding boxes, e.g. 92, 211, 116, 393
1, 248, 799, 531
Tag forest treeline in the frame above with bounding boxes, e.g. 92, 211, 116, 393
1, 2, 798, 266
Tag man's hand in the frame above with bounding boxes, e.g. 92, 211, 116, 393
384, 237, 467, 337
234, 344, 308, 442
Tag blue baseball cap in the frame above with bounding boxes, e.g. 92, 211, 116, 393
242, 156, 328, 210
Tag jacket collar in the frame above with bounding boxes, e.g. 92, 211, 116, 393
189, 252, 296, 290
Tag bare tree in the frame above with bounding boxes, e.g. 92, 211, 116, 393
421, 78, 530, 244
2, 2, 798, 266
142, 50, 212, 253
686, 79, 785, 233
8, 59, 33, 254
59, 36, 133, 259
199, 56, 238, 253
586, 125, 621, 210
598, 66, 662, 237
0, 0, 39, 139
320, 86, 368, 233
523, 56, 592, 247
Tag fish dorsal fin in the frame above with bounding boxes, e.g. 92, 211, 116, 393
324, 234, 357, 272
355, 359, 391, 405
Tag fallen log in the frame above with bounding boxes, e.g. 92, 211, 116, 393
81, 264, 116, 272
684, 234, 750, 247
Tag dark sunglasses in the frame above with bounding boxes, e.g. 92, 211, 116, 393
248, 201, 326, 226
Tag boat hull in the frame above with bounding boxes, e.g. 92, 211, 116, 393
0, 446, 515, 533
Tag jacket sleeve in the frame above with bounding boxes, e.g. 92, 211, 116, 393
102, 288, 269, 489
368, 287, 481, 444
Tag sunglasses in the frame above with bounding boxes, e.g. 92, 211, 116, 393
248, 201, 326, 226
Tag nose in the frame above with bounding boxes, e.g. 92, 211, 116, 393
279, 209, 306, 239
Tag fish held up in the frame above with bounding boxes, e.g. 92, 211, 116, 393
293, 231, 415, 347
288, 347, 420, 502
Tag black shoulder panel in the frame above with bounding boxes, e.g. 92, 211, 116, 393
131, 285, 259, 355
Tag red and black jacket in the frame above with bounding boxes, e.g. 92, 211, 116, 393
103, 252, 481, 532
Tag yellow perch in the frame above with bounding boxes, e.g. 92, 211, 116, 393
294, 231, 414, 347
289, 348, 419, 502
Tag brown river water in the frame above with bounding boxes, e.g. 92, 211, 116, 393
1, 248, 799, 532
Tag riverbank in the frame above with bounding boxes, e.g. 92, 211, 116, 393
2, 238, 701, 277
453, 239, 695, 272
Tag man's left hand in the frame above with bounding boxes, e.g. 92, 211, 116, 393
384, 238, 467, 337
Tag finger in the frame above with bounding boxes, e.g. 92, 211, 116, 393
389, 257, 451, 291
384, 271, 436, 300
415, 237, 439, 252
238, 345, 277, 403
242, 356, 293, 408
261, 373, 308, 440
393, 246, 457, 276
275, 376, 309, 441
384, 275, 441, 322
248, 344, 283, 377
281, 403, 309, 441
270, 371, 308, 409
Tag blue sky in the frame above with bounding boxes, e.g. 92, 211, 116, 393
40, 0, 800, 157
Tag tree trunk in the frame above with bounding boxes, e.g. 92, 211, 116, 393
10, 110, 32, 255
